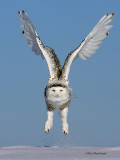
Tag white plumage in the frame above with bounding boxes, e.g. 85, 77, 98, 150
61, 13, 114, 82
18, 10, 114, 134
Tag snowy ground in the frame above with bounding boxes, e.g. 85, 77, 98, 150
0, 146, 120, 160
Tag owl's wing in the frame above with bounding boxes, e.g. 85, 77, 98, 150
18, 10, 61, 81
61, 13, 114, 84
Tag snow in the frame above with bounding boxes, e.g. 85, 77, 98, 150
0, 146, 120, 160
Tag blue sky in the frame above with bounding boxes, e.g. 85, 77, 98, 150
0, 0, 120, 147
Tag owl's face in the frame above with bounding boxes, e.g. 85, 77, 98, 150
48, 86, 68, 98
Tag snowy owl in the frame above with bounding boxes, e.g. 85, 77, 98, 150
18, 10, 114, 134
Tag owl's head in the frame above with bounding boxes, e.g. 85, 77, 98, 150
44, 82, 72, 105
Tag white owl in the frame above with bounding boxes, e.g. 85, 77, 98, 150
18, 10, 114, 134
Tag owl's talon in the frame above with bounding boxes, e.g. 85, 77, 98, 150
45, 127, 50, 133
63, 130, 68, 135
64, 131, 68, 135
62, 123, 69, 135
45, 129, 49, 133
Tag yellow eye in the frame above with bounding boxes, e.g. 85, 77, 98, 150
52, 89, 55, 92
60, 89, 63, 92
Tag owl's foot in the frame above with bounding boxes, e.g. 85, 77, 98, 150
44, 120, 53, 133
62, 122, 69, 135
60, 107, 69, 135
45, 110, 53, 133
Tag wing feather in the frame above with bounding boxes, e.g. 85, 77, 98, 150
18, 10, 61, 81
61, 13, 114, 83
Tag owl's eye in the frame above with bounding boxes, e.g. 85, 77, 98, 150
60, 89, 63, 92
52, 89, 55, 92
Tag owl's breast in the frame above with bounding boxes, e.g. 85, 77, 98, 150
45, 94, 71, 110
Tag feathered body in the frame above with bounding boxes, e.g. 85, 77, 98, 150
18, 10, 114, 134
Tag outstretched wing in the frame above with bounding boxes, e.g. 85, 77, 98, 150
61, 13, 114, 83
18, 10, 61, 81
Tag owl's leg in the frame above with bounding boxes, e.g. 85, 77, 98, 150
44, 110, 54, 133
60, 107, 69, 135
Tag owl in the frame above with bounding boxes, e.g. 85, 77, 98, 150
18, 10, 114, 134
